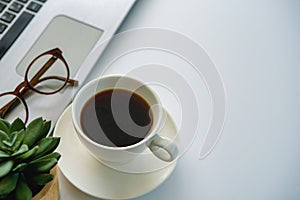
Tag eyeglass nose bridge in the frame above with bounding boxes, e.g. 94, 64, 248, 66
13, 81, 29, 95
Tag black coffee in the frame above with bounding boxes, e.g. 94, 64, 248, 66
80, 89, 153, 147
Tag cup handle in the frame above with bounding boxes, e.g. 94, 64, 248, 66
146, 135, 178, 162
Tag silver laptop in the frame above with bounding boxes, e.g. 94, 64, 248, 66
0, 0, 136, 125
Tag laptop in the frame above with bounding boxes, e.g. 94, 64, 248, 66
0, 0, 136, 125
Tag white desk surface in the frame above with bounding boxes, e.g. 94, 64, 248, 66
59, 0, 300, 199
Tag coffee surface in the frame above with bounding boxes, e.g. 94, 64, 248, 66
80, 89, 153, 147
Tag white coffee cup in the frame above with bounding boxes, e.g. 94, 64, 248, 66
72, 75, 178, 167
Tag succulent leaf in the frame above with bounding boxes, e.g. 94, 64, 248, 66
15, 175, 32, 200
30, 173, 54, 186
0, 130, 10, 141
12, 163, 28, 173
9, 118, 25, 134
3, 131, 18, 147
16, 145, 39, 162
11, 144, 29, 157
0, 120, 9, 134
11, 130, 25, 152
23, 117, 44, 148
40, 120, 51, 139
28, 158, 58, 173
0, 173, 18, 197
0, 160, 14, 179
0, 140, 10, 154
0, 150, 10, 158
33, 137, 60, 159
34, 152, 61, 162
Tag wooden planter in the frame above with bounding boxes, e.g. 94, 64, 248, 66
32, 167, 59, 200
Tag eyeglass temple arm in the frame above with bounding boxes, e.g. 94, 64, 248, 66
0, 98, 17, 119
0, 78, 32, 120
0, 89, 29, 123
29, 55, 57, 86
37, 76, 78, 86
0, 97, 29, 124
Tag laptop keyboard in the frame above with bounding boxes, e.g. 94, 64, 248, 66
0, 0, 46, 59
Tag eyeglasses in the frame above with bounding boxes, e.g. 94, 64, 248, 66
0, 48, 78, 124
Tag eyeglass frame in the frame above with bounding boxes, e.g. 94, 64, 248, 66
0, 48, 78, 124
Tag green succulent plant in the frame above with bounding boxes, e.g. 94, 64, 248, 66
0, 117, 60, 200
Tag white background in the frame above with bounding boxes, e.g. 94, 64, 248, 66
60, 0, 300, 199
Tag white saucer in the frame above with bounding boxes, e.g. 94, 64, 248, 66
54, 105, 178, 199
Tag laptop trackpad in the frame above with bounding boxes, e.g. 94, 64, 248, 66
16, 15, 103, 77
